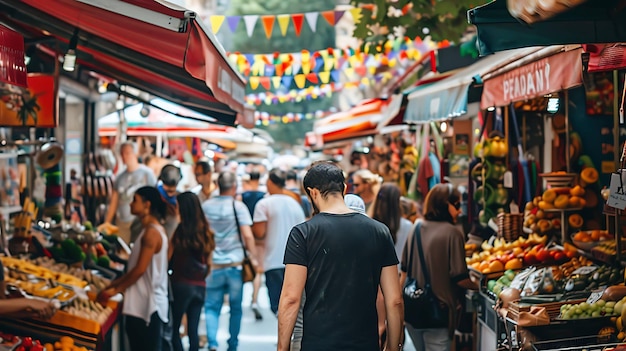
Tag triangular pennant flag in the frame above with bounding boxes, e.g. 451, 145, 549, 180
321, 11, 334, 26
291, 13, 304, 37
313, 57, 324, 73
227, 16, 241, 33
210, 16, 225, 34
281, 76, 293, 88
302, 62, 311, 75
249, 77, 260, 90
277, 14, 290, 36
319, 71, 331, 84
243, 15, 258, 37
306, 73, 319, 84
330, 70, 340, 82
334, 10, 345, 24
294, 74, 306, 89
324, 57, 334, 71
260, 77, 271, 90
349, 8, 362, 24
261, 15, 275, 39
291, 60, 302, 75
264, 65, 275, 76
368, 66, 377, 75
271, 76, 282, 89
244, 54, 255, 65
344, 68, 355, 79
355, 66, 367, 76
305, 12, 318, 32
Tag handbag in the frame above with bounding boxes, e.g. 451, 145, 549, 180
403, 221, 449, 329
233, 200, 256, 283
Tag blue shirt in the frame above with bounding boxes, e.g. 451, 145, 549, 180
428, 152, 441, 190
202, 196, 253, 265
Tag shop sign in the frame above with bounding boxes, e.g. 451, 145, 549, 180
0, 74, 57, 127
481, 49, 583, 109
0, 25, 27, 88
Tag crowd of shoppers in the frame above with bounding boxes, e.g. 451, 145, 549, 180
93, 140, 477, 351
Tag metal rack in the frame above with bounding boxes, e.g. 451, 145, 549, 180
531, 335, 625, 351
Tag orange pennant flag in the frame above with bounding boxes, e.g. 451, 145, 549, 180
271, 76, 282, 89
291, 13, 304, 37
294, 74, 306, 89
249, 77, 260, 90
260, 77, 271, 90
261, 15, 275, 39
277, 14, 290, 36
321, 11, 334, 26
306, 73, 319, 84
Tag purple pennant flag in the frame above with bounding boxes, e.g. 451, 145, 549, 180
227, 16, 241, 33
330, 70, 340, 82
334, 10, 345, 24
265, 65, 275, 76
282, 76, 293, 88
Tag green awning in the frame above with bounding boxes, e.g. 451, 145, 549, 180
468, 0, 626, 56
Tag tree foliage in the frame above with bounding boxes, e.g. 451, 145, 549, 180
225, 0, 337, 149
350, 0, 489, 49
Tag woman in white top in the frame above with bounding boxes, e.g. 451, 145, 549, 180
98, 186, 170, 351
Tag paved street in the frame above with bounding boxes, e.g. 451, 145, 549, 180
182, 281, 416, 351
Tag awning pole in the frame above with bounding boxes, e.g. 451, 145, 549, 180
614, 70, 620, 169
565, 90, 570, 173
157, 133, 163, 157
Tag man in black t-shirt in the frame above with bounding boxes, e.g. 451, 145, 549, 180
278, 162, 404, 351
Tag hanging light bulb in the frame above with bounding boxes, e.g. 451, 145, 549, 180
63, 29, 79, 72
440, 121, 448, 133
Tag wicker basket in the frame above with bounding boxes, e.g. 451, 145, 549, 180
497, 213, 524, 242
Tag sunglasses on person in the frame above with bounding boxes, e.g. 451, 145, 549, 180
449, 201, 461, 210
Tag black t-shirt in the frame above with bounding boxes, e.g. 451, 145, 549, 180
241, 191, 265, 216
284, 212, 398, 351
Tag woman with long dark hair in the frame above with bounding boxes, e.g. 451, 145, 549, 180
400, 183, 478, 351
168, 192, 215, 351
98, 186, 170, 351
371, 183, 414, 259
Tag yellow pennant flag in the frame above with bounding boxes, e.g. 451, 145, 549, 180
324, 57, 334, 71
344, 68, 355, 79
319, 71, 331, 84
294, 74, 306, 89
368, 66, 376, 75
349, 8, 362, 24
210, 15, 225, 34
277, 15, 290, 36
249, 77, 260, 90
272, 76, 282, 89
361, 77, 370, 86
302, 63, 311, 75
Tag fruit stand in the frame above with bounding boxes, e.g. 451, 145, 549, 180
468, 165, 626, 350
0, 201, 126, 351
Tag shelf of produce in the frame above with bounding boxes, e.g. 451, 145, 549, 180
543, 208, 584, 245
0, 301, 119, 350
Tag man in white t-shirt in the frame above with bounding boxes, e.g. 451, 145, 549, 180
252, 168, 305, 315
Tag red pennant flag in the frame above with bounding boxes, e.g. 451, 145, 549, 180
260, 77, 271, 90
306, 73, 319, 85
291, 13, 304, 37
321, 11, 334, 26
261, 15, 275, 39
355, 66, 367, 76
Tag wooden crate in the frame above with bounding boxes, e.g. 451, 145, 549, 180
507, 298, 586, 322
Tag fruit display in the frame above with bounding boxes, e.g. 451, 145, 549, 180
22, 256, 111, 291
580, 167, 600, 187
559, 300, 619, 319
62, 298, 114, 326
572, 230, 614, 251
487, 269, 517, 296
0, 333, 91, 351
0, 257, 87, 289
482, 136, 509, 158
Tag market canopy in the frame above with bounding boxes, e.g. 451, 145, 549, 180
404, 47, 541, 123
468, 0, 626, 56
0, 0, 246, 126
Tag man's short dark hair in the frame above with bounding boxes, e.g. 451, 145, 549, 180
196, 159, 214, 174
286, 170, 298, 181
268, 168, 286, 188
249, 170, 260, 181
217, 171, 237, 193
303, 162, 345, 198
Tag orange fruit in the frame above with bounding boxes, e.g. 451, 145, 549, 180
505, 258, 523, 270
479, 261, 490, 272
489, 260, 504, 272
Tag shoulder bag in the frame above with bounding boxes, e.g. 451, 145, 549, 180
233, 200, 256, 283
403, 221, 449, 329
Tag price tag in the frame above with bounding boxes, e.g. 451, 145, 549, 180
586, 289, 604, 304
503, 171, 513, 189
607, 171, 626, 210
572, 265, 599, 275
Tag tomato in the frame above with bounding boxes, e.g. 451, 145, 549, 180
554, 252, 566, 262
22, 337, 32, 347
536, 249, 550, 262
523, 253, 537, 265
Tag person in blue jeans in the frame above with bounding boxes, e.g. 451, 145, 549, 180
202, 171, 259, 351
